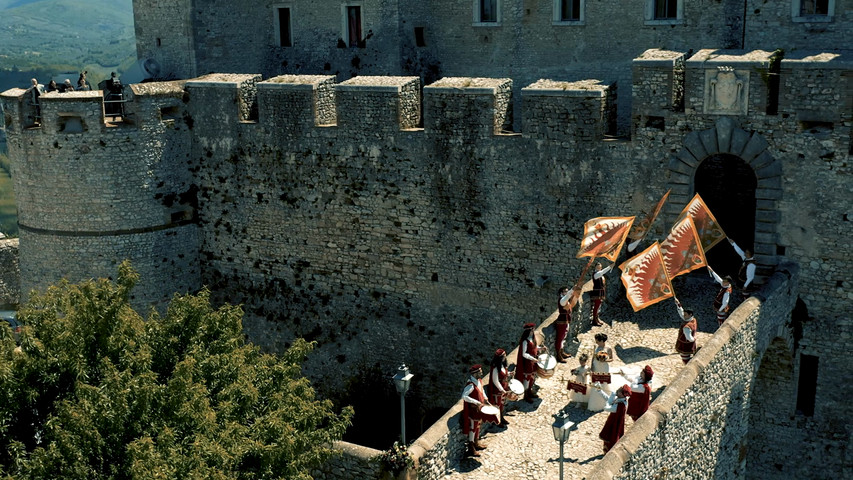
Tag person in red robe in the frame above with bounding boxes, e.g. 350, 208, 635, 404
591, 262, 613, 326
514, 322, 539, 402
461, 364, 488, 457
555, 286, 580, 362
486, 349, 510, 426
598, 384, 631, 453
627, 365, 654, 421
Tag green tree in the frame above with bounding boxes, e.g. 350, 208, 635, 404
0, 262, 352, 480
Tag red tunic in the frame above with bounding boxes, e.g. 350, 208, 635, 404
514, 337, 539, 381
713, 285, 732, 312
626, 383, 651, 421
599, 399, 627, 449
487, 366, 508, 409
462, 379, 486, 435
675, 317, 697, 354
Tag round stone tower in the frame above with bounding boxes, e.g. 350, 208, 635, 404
0, 82, 200, 308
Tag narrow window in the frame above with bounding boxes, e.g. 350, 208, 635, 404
156, 38, 162, 47
560, 0, 581, 21
277, 8, 292, 47
655, 0, 678, 19
795, 354, 818, 416
414, 27, 426, 47
347, 6, 362, 47
479, 0, 497, 22
800, 0, 829, 15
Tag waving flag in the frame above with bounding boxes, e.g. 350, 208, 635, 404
660, 216, 707, 279
619, 242, 674, 312
675, 193, 726, 251
577, 216, 636, 262
628, 189, 670, 243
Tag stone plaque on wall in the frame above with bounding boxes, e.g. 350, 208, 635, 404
704, 67, 749, 115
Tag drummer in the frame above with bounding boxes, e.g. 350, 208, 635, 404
486, 349, 511, 426
514, 322, 540, 403
462, 364, 489, 457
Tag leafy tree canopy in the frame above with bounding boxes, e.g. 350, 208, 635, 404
0, 261, 353, 480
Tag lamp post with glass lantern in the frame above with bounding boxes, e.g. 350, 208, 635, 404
552, 411, 575, 480
392, 364, 414, 444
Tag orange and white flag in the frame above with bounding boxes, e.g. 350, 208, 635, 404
619, 242, 674, 312
577, 216, 635, 262
675, 193, 726, 251
660, 216, 707, 279
628, 189, 670, 242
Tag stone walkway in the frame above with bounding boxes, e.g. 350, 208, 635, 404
442, 275, 730, 479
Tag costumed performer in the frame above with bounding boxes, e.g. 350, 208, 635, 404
675, 298, 698, 364
627, 365, 654, 421
708, 266, 733, 327
569, 352, 591, 405
556, 285, 581, 362
588, 333, 614, 412
487, 349, 510, 426
597, 384, 632, 453
728, 238, 756, 294
514, 322, 540, 403
461, 364, 489, 457
591, 263, 613, 326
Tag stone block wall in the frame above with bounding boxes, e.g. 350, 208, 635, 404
257, 75, 337, 131
631, 49, 686, 120
587, 264, 800, 480
424, 77, 513, 138
523, 79, 617, 142
131, 0, 196, 79
779, 51, 853, 124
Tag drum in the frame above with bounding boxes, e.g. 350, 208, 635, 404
536, 353, 557, 378
507, 379, 524, 401
479, 405, 501, 425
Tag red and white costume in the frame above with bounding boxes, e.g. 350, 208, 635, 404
591, 265, 612, 324
598, 387, 630, 453
462, 374, 486, 441
627, 366, 653, 421
709, 269, 732, 326
555, 290, 574, 360
487, 364, 508, 413
515, 331, 539, 394
730, 240, 756, 292
675, 303, 697, 364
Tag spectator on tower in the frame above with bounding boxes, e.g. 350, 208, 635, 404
77, 71, 90, 91
46, 80, 58, 93
60, 79, 75, 93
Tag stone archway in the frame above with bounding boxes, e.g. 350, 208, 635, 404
666, 117, 782, 281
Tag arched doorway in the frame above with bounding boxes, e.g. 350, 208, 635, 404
666, 117, 782, 285
695, 154, 757, 277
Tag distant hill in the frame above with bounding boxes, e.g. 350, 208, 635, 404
0, 0, 135, 92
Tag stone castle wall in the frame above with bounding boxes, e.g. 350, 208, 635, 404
132, 0, 852, 132
0, 238, 19, 307
1, 46, 850, 477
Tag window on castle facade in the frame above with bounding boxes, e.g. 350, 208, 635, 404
347, 6, 362, 46
654, 0, 677, 19
553, 0, 584, 24
795, 354, 818, 416
275, 7, 292, 47
644, 0, 682, 25
473, 0, 500, 25
792, 0, 834, 22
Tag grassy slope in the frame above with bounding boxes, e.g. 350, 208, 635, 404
0, 0, 135, 90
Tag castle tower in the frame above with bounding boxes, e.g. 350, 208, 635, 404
132, 0, 196, 79
0, 84, 200, 308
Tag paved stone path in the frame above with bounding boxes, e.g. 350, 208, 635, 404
443, 275, 730, 479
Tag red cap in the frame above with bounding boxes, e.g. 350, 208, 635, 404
469, 364, 482, 373
643, 365, 654, 380
523, 322, 536, 330
621, 385, 633, 397
495, 348, 506, 357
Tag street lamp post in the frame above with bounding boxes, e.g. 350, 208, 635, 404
551, 412, 575, 480
392, 364, 414, 444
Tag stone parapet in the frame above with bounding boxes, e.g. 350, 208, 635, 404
522, 78, 617, 142
424, 77, 512, 138
257, 75, 337, 129
336, 76, 421, 132
631, 49, 686, 121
